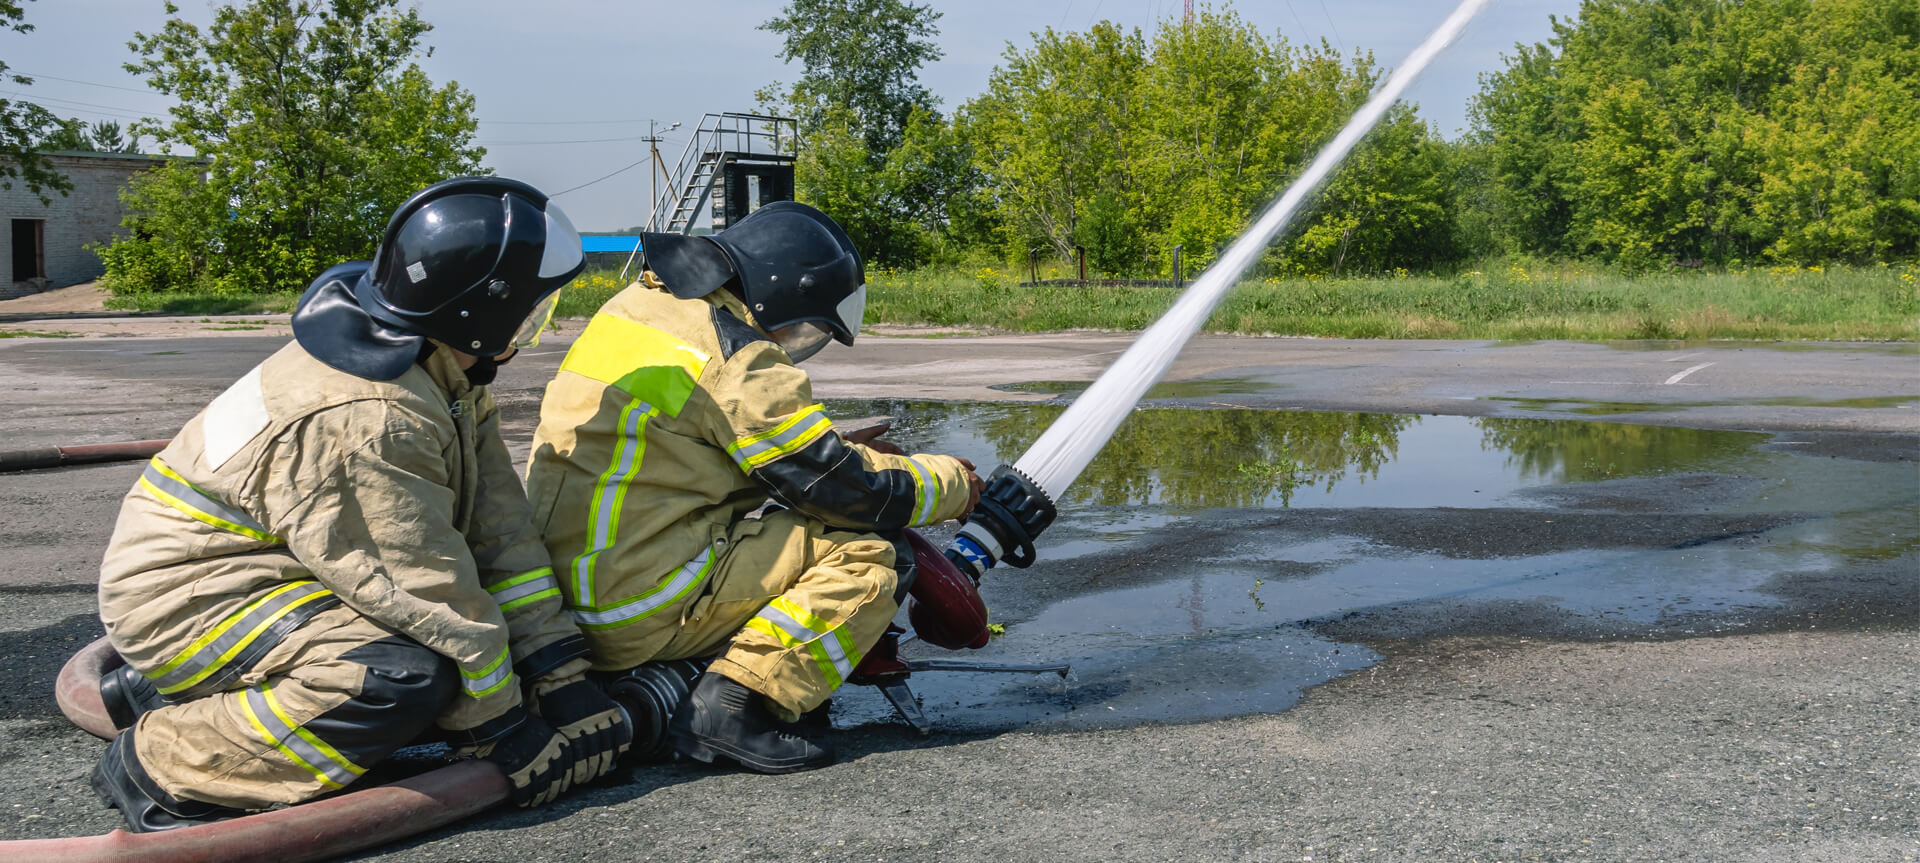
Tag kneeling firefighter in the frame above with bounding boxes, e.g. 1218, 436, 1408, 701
90, 177, 630, 832
525, 201, 984, 773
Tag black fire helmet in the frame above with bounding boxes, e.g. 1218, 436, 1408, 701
293, 176, 586, 381
639, 201, 865, 350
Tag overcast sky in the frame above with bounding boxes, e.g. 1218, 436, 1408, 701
4, 0, 1582, 232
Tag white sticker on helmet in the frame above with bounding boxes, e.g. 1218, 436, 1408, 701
539, 204, 584, 279
406, 261, 427, 283
835, 284, 867, 341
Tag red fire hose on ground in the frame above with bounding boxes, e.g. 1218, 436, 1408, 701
0, 441, 171, 473
4, 636, 511, 863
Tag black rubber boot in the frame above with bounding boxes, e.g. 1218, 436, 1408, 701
668, 673, 833, 774
90, 731, 248, 833
98, 664, 166, 731
799, 698, 832, 735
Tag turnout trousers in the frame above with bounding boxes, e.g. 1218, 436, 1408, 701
124, 605, 456, 809
642, 508, 900, 718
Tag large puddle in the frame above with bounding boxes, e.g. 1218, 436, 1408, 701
820, 398, 1920, 734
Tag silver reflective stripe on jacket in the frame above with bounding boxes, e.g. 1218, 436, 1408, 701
147, 580, 340, 697
461, 646, 515, 699
138, 457, 282, 543
571, 545, 716, 630
240, 683, 366, 790
488, 567, 561, 614
745, 596, 861, 688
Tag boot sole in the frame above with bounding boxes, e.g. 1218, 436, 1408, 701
670, 732, 829, 775
87, 763, 120, 811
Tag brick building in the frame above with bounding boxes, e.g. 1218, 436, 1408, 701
1, 151, 163, 300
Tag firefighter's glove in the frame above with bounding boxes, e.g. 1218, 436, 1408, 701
531, 674, 632, 786
957, 457, 986, 518
455, 708, 574, 808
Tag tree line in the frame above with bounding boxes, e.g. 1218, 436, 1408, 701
2, 0, 1912, 297
772, 0, 1917, 277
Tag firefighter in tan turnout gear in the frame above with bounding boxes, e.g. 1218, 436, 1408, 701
526, 201, 983, 773
90, 178, 631, 832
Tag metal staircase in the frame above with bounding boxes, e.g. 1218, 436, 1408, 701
649, 113, 797, 234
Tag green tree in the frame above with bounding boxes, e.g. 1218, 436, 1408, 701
0, 0, 68, 202
87, 120, 136, 153
1287, 104, 1458, 275
963, 22, 1148, 269
1129, 8, 1327, 275
1746, 1, 1920, 263
1469, 0, 1919, 268
38, 118, 94, 152
1475, 417, 1761, 483
99, 0, 484, 296
760, 0, 966, 267
37, 118, 138, 153
966, 5, 1455, 277
760, 0, 943, 154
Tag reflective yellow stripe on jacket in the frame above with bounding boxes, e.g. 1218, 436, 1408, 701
461, 646, 514, 699
745, 596, 864, 688
487, 567, 560, 614
241, 682, 366, 790
147, 580, 339, 696
558, 313, 709, 613
573, 398, 657, 608
570, 545, 717, 630
138, 457, 281, 543
725, 405, 834, 473
901, 455, 940, 526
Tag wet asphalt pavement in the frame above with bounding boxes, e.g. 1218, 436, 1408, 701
0, 330, 1914, 862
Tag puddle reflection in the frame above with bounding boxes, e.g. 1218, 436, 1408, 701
816, 398, 1914, 734
824, 399, 1771, 510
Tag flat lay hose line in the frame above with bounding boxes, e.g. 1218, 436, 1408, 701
0, 440, 170, 473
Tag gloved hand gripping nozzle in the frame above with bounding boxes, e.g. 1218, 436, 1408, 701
944, 465, 1057, 581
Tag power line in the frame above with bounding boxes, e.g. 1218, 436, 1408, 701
1316, 0, 1346, 52
11, 71, 163, 96
0, 89, 163, 120
16, 69, 673, 137
478, 117, 655, 126
3, 87, 658, 148
16, 70, 671, 132
547, 157, 649, 197
479, 134, 651, 147
1282, 0, 1310, 41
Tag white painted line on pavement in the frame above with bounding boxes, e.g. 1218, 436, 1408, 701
1666, 352, 1705, 362
1664, 362, 1715, 385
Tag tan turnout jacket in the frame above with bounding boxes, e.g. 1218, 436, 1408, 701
526, 278, 975, 669
99, 342, 586, 733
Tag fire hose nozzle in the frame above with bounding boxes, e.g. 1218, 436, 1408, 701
945, 464, 1057, 580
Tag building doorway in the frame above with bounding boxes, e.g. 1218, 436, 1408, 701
11, 219, 44, 282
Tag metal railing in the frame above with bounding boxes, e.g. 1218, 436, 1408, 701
648, 112, 796, 233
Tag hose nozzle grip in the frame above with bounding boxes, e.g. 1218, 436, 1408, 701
960, 465, 1057, 570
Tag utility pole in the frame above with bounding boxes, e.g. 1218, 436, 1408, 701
641, 119, 681, 232
1185, 0, 1193, 23
620, 119, 683, 281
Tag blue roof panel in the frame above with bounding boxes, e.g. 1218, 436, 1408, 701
581, 235, 641, 253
